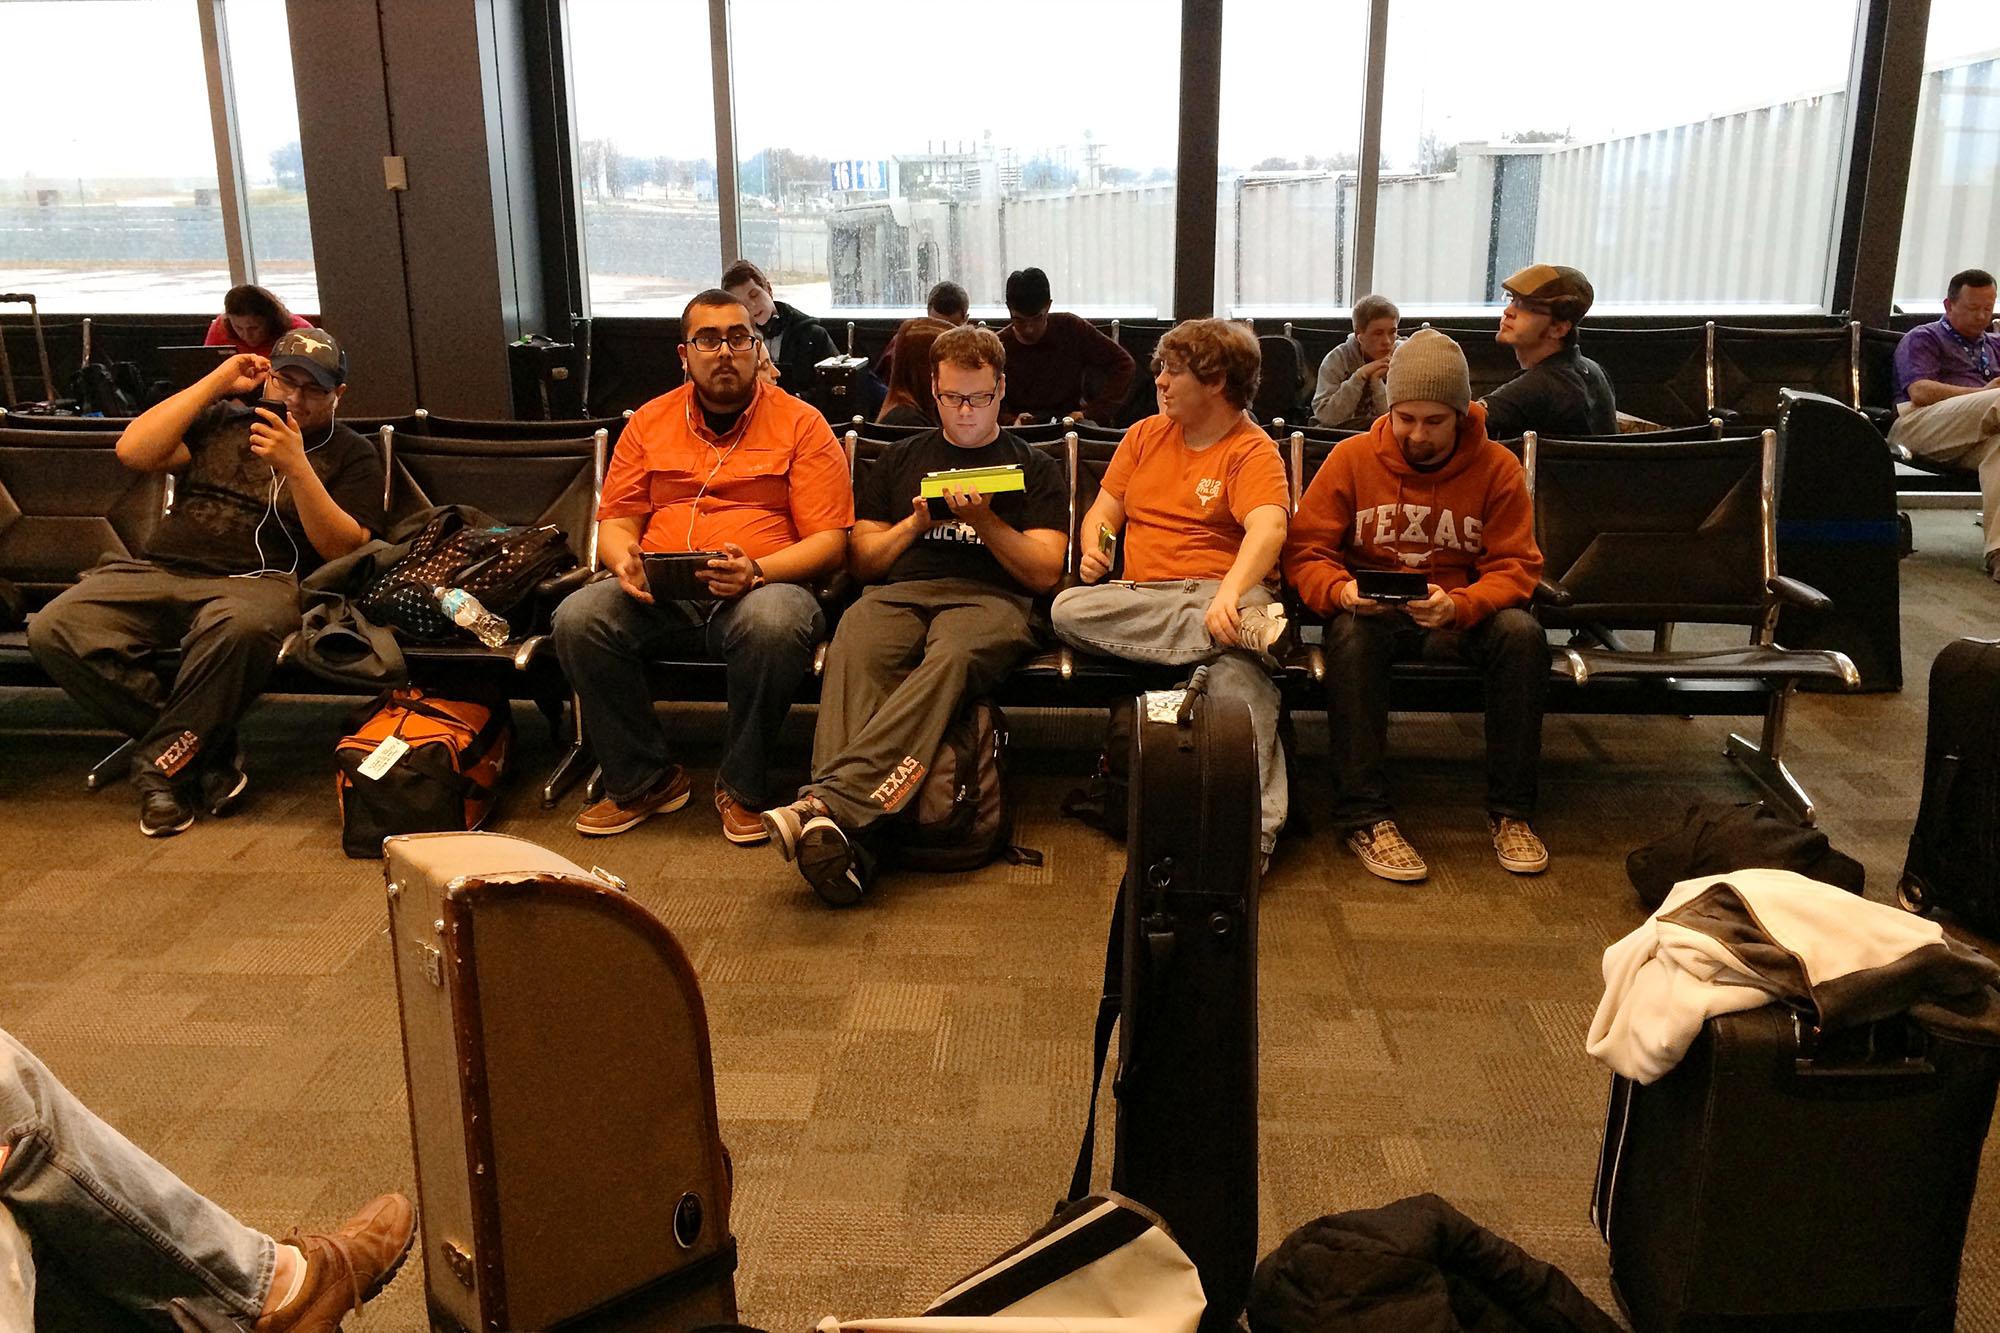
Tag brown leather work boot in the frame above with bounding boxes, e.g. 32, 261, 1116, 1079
254, 1192, 416, 1333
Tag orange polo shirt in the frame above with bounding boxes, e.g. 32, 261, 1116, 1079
1101, 413, 1290, 583
598, 381, 853, 557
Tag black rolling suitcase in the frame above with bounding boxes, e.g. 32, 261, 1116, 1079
1899, 637, 2000, 929
0, 291, 76, 415
1070, 668, 1260, 1333
1593, 1004, 2000, 1332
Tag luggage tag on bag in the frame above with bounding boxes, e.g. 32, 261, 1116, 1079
356, 735, 411, 780
1142, 689, 1186, 724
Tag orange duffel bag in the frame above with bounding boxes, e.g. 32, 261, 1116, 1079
335, 687, 512, 858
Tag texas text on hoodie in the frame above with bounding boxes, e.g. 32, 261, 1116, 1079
1281, 400, 1541, 629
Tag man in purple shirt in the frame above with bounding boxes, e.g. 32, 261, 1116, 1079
1892, 266, 2000, 580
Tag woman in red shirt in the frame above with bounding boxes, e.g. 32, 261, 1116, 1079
202, 284, 313, 357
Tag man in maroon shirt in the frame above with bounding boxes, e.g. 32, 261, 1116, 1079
998, 266, 1136, 425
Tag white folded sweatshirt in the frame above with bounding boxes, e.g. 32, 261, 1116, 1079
1586, 867, 2000, 1083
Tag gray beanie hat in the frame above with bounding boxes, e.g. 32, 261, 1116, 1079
1385, 328, 1470, 415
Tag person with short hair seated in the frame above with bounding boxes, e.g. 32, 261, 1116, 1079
1889, 266, 2000, 582
1284, 329, 1550, 883
927, 280, 970, 325
874, 284, 973, 393
1481, 263, 1616, 440
763, 325, 1067, 904
998, 266, 1136, 425
876, 317, 952, 427
721, 259, 839, 398
0, 1025, 413, 1330
203, 284, 314, 358
1313, 293, 1403, 429
1051, 318, 1292, 863
553, 288, 852, 843
27, 329, 384, 838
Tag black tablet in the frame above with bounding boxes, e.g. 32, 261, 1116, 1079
1353, 569, 1429, 604
644, 551, 728, 602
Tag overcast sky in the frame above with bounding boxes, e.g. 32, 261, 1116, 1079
3, 0, 1999, 180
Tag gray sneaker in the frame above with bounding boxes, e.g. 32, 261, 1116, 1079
1237, 603, 1289, 653
796, 816, 867, 907
761, 795, 831, 863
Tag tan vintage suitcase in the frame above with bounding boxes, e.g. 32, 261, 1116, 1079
384, 832, 737, 1332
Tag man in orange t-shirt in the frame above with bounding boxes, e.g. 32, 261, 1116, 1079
553, 289, 852, 843
1051, 319, 1292, 861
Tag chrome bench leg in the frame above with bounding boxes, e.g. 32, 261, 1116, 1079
540, 745, 592, 809
84, 738, 137, 792
1724, 683, 1818, 826
539, 693, 591, 808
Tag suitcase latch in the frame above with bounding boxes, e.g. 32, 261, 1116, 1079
441, 1239, 475, 1288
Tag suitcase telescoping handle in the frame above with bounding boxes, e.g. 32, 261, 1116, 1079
1789, 1012, 1937, 1080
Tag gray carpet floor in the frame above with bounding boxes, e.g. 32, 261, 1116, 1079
2, 509, 1996, 1331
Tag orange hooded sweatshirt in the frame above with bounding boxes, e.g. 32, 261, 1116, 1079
1281, 400, 1541, 629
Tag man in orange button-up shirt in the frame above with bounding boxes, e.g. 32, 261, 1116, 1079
553, 289, 852, 843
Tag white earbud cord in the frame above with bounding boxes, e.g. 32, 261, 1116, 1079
233, 408, 338, 581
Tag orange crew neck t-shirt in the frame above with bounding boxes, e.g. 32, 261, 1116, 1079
1100, 414, 1290, 583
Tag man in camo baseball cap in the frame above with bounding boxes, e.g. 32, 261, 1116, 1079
268, 326, 347, 390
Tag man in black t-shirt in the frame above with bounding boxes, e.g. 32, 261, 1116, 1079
1481, 263, 1617, 440
28, 329, 385, 837
761, 325, 1068, 905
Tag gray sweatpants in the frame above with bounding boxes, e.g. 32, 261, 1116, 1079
805, 578, 1039, 833
1051, 579, 1287, 855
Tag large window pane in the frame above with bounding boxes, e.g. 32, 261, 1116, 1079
568, 0, 722, 315
225, 0, 318, 314
0, 2, 224, 313
1375, 0, 1858, 312
1893, 0, 2000, 312
1217, 1, 1369, 315
731, 0, 1179, 318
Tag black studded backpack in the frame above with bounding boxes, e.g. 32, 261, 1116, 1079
357, 508, 575, 644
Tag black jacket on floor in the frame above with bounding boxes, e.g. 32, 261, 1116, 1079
1249, 1194, 1620, 1333
1625, 799, 1865, 910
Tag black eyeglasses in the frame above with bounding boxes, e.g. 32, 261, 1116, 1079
686, 331, 758, 353
936, 389, 998, 409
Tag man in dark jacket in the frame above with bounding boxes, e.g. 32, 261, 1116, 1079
1481, 263, 1616, 440
722, 258, 840, 396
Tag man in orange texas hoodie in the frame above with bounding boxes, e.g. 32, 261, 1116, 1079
1283, 328, 1550, 883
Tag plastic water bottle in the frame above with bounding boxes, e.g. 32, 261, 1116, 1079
435, 586, 510, 648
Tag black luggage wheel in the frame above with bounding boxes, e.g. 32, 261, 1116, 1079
1896, 874, 1928, 915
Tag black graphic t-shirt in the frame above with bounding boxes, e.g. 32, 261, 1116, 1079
143, 401, 387, 577
857, 429, 1067, 590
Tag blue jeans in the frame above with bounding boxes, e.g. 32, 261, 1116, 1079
553, 575, 825, 808
0, 1028, 270, 1327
